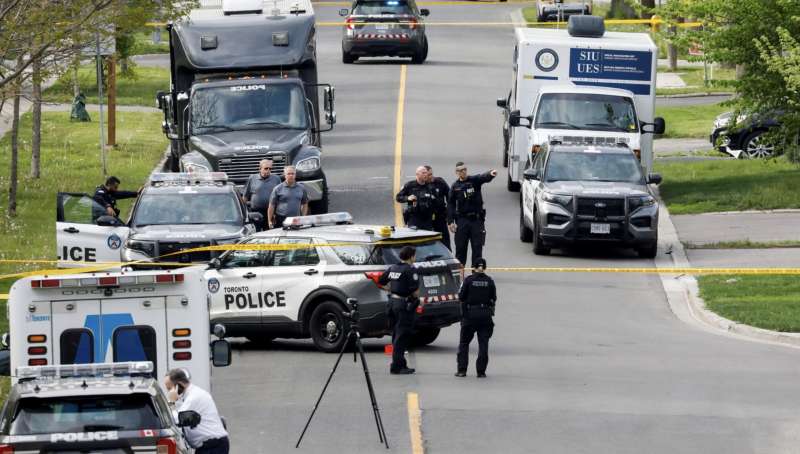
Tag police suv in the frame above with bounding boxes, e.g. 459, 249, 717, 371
203, 213, 463, 352
57, 173, 262, 267
0, 362, 196, 454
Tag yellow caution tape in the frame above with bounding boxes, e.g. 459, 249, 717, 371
144, 19, 702, 28
485, 267, 800, 275
0, 294, 7, 300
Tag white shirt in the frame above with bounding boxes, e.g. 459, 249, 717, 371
175, 384, 228, 448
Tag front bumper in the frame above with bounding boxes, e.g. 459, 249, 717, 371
710, 127, 742, 158
537, 200, 658, 247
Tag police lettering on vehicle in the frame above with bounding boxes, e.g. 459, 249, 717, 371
413, 260, 447, 268
59, 246, 96, 262
223, 288, 287, 310
230, 84, 266, 92
50, 431, 119, 443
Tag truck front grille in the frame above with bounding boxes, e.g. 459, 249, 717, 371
218, 152, 287, 184
576, 198, 625, 218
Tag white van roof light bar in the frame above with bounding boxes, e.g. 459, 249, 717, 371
283, 212, 354, 229
31, 272, 184, 289
150, 172, 228, 186
17, 361, 154, 381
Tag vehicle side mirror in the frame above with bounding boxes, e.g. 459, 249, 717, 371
324, 86, 335, 112
420, 8, 430, 16
211, 339, 232, 367
642, 117, 666, 135
213, 324, 226, 339
156, 91, 167, 110
96, 215, 122, 227
523, 168, 540, 181
1, 333, 9, 349
177, 410, 201, 428
339, 8, 349, 16
647, 173, 663, 185
496, 97, 508, 109
509, 110, 531, 128
248, 212, 264, 227
208, 258, 222, 270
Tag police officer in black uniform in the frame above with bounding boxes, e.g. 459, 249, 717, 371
455, 258, 496, 378
92, 176, 139, 222
425, 165, 451, 250
396, 166, 436, 231
378, 246, 419, 375
447, 162, 497, 267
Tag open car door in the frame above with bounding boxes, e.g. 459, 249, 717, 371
56, 192, 130, 267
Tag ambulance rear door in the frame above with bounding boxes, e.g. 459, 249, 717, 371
101, 297, 168, 378
56, 192, 130, 267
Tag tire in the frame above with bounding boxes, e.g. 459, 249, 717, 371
411, 327, 440, 347
501, 132, 509, 168
743, 130, 774, 159
507, 169, 520, 192
637, 242, 658, 259
519, 196, 533, 243
309, 301, 349, 353
412, 37, 428, 64
342, 51, 356, 64
532, 213, 550, 256
168, 142, 180, 172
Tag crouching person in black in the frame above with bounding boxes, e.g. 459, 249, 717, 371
379, 246, 419, 375
455, 258, 496, 378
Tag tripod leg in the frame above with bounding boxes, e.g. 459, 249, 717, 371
354, 331, 390, 449
295, 331, 353, 448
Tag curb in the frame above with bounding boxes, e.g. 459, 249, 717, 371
673, 208, 800, 216
654, 187, 800, 350
509, 7, 525, 27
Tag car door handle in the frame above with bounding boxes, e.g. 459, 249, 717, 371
242, 272, 257, 279
63, 227, 80, 234
304, 269, 319, 275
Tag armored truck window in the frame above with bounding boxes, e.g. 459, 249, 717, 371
131, 192, 242, 227
112, 326, 157, 375
60, 329, 94, 365
272, 238, 319, 266
9, 395, 162, 435
535, 93, 638, 132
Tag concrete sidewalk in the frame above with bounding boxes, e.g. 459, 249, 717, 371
672, 210, 800, 245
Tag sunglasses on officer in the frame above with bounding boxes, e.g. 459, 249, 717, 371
455, 166, 467, 173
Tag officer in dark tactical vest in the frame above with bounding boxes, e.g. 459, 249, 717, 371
447, 162, 497, 267
396, 166, 437, 231
455, 258, 496, 378
378, 246, 419, 375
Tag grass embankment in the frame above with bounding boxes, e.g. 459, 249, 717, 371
131, 30, 169, 55
685, 240, 800, 250
655, 157, 800, 214
656, 66, 736, 96
655, 103, 728, 139
699, 275, 800, 332
44, 65, 169, 107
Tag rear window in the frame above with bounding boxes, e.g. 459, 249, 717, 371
9, 394, 162, 435
353, 1, 414, 15
330, 240, 452, 265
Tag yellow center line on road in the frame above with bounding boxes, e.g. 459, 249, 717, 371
394, 64, 408, 226
407, 392, 425, 454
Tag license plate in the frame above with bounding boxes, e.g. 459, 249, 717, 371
590, 223, 611, 234
422, 275, 441, 287
374, 24, 389, 30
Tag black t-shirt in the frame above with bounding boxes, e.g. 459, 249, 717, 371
92, 185, 137, 221
447, 172, 495, 222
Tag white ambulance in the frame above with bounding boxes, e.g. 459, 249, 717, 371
5, 267, 231, 390
500, 15, 665, 191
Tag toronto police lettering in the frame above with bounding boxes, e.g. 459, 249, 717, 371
230, 84, 266, 92
222, 286, 286, 310
58, 246, 97, 262
50, 431, 119, 442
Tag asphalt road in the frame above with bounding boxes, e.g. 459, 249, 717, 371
210, 3, 800, 453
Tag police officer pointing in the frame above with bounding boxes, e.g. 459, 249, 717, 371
92, 176, 139, 222
396, 166, 437, 231
378, 246, 419, 375
455, 258, 496, 378
447, 162, 497, 267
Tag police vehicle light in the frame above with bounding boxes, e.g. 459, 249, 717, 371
30, 273, 185, 289
16, 361, 154, 380
283, 212, 354, 228
27, 346, 47, 355
173, 352, 192, 361
149, 172, 228, 185
0, 443, 13, 454
379, 226, 393, 237
28, 358, 47, 366
157, 437, 178, 454
27, 335, 46, 343
98, 276, 118, 286
173, 340, 191, 349
386, 1, 399, 4
173, 328, 191, 337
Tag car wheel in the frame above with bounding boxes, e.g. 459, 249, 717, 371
501, 132, 509, 168
532, 213, 550, 256
412, 37, 428, 64
743, 130, 774, 159
342, 51, 357, 64
637, 242, 658, 259
507, 169, 520, 192
310, 301, 349, 353
411, 327, 440, 347
519, 196, 533, 243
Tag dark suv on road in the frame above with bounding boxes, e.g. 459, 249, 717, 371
340, 0, 430, 64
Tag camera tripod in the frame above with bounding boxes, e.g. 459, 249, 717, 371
296, 299, 389, 449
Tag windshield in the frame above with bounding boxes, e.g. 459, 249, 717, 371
329, 240, 451, 265
545, 151, 644, 184
353, 1, 414, 15
535, 93, 639, 133
191, 83, 308, 134
132, 193, 242, 226
9, 394, 162, 435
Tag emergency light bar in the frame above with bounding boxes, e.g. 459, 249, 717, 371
31, 273, 184, 288
149, 172, 228, 185
283, 212, 354, 229
17, 361, 154, 380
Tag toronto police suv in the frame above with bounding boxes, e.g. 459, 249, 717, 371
0, 362, 197, 453
340, 0, 430, 64
519, 141, 662, 258
56, 173, 262, 266
203, 213, 463, 352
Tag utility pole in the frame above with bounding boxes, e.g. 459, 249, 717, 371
107, 53, 116, 147
95, 32, 107, 177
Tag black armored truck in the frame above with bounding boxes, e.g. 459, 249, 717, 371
157, 0, 335, 213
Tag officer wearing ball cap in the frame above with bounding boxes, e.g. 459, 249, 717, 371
455, 257, 496, 378
378, 246, 419, 375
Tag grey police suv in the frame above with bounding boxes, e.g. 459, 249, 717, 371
0, 362, 194, 453
519, 143, 662, 258
204, 213, 462, 352
340, 0, 430, 64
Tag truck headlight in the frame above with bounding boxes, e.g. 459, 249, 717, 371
295, 157, 320, 172
183, 162, 210, 173
628, 195, 656, 212
215, 238, 239, 245
541, 192, 573, 209
125, 239, 156, 257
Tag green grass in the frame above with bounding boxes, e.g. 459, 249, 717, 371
43, 65, 169, 107
130, 30, 169, 55
655, 103, 729, 139
655, 157, 800, 214
685, 240, 800, 249
699, 275, 800, 332
656, 66, 736, 96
